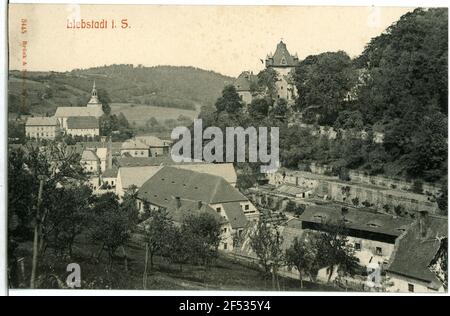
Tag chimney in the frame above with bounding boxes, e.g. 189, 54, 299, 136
418, 210, 429, 238
107, 136, 112, 169
175, 196, 181, 209
197, 200, 202, 210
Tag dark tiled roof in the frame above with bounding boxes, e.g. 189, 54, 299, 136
386, 216, 447, 288
266, 41, 299, 67
102, 167, 118, 178
234, 71, 256, 92
137, 166, 247, 206
54, 106, 103, 118
164, 198, 226, 225
121, 139, 148, 150
66, 116, 99, 129
81, 149, 98, 161
222, 202, 248, 229
26, 117, 59, 126
298, 205, 413, 237
115, 156, 174, 167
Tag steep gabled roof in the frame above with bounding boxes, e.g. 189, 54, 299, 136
115, 156, 174, 167
135, 135, 167, 147
234, 71, 257, 92
81, 149, 99, 161
67, 116, 99, 129
102, 167, 118, 178
137, 166, 247, 207
386, 216, 448, 289
117, 163, 238, 191
26, 117, 59, 126
266, 41, 299, 67
299, 205, 413, 237
121, 138, 148, 150
222, 202, 248, 229
164, 198, 226, 225
54, 106, 103, 118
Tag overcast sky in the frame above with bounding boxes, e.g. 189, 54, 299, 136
9, 4, 413, 77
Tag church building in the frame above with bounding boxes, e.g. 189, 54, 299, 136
54, 82, 104, 130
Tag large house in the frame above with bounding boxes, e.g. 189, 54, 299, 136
134, 135, 171, 157
25, 117, 61, 140
296, 205, 413, 267
115, 162, 238, 198
136, 166, 259, 251
54, 82, 104, 130
66, 116, 100, 138
120, 139, 149, 157
386, 213, 447, 293
234, 71, 257, 105
265, 40, 299, 102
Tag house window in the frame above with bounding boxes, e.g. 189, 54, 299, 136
355, 243, 361, 251
223, 243, 227, 250
244, 204, 250, 210
223, 227, 227, 233
376, 247, 382, 256
216, 207, 221, 213
408, 283, 414, 292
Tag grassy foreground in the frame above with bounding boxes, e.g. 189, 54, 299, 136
11, 233, 337, 291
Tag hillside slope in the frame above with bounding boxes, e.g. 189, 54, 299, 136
8, 65, 233, 115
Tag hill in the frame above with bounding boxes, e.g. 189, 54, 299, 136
8, 64, 233, 115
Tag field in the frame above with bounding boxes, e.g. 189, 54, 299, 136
111, 103, 199, 127
11, 234, 337, 291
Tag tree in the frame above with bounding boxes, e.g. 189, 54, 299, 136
162, 225, 190, 271
8, 142, 86, 288
43, 185, 92, 257
89, 193, 130, 271
120, 186, 140, 271
334, 110, 364, 131
97, 87, 112, 115
256, 68, 278, 100
272, 98, 289, 117
248, 98, 270, 118
181, 212, 222, 267
249, 219, 284, 290
285, 234, 319, 288
294, 51, 358, 125
315, 220, 359, 282
215, 85, 243, 114
141, 207, 173, 271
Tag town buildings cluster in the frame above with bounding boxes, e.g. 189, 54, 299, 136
25, 82, 103, 140
16, 41, 448, 293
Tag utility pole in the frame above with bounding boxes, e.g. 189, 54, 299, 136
30, 175, 45, 289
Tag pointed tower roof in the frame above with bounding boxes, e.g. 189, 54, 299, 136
87, 81, 102, 108
266, 40, 298, 67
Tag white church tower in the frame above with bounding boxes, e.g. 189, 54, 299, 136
87, 81, 102, 109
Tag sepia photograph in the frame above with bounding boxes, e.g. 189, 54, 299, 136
3, 0, 449, 298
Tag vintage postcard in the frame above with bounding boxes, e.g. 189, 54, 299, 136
5, 2, 448, 297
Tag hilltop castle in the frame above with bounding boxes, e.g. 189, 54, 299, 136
235, 40, 299, 105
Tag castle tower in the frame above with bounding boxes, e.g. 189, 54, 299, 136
87, 81, 102, 108
265, 40, 299, 103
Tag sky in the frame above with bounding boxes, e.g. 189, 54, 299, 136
9, 4, 414, 77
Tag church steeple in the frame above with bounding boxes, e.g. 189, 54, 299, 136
87, 81, 102, 108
